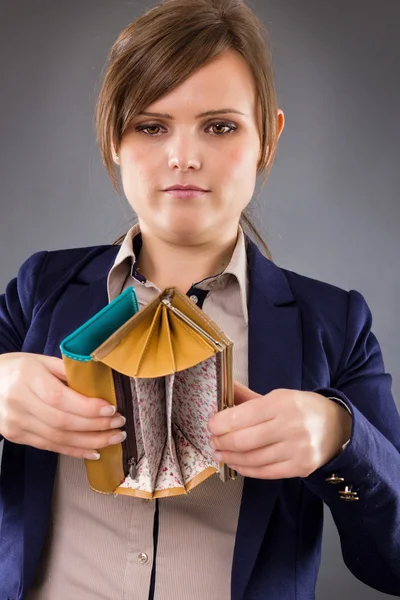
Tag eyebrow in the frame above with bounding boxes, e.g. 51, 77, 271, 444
136, 108, 246, 119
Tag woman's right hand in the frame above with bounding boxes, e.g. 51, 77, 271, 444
0, 352, 126, 460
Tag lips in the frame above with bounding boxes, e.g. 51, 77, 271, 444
164, 185, 209, 192
164, 188, 209, 198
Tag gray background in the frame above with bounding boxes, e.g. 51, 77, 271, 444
0, 1, 399, 598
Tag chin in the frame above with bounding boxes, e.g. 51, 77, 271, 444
157, 217, 214, 243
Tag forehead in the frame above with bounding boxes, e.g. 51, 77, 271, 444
146, 50, 257, 116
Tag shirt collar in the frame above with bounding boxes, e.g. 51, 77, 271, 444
108, 222, 248, 323
109, 222, 142, 274
191, 226, 248, 323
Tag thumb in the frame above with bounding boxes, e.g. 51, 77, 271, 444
36, 355, 68, 383
233, 380, 261, 405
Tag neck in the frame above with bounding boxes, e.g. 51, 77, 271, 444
136, 225, 240, 293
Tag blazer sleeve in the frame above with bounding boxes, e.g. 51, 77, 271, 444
302, 289, 400, 596
0, 251, 49, 354
0, 251, 49, 442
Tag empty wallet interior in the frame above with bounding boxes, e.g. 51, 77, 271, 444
116, 354, 222, 498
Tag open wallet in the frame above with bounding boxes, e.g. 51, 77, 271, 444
60, 285, 236, 499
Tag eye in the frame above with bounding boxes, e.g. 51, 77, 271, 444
207, 122, 237, 136
134, 121, 237, 136
135, 123, 165, 136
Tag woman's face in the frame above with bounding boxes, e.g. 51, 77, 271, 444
116, 49, 282, 245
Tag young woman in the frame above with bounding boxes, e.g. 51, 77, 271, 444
0, 1, 399, 599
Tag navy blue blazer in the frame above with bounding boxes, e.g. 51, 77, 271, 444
0, 238, 399, 600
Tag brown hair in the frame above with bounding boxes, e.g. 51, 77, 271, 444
96, 0, 279, 259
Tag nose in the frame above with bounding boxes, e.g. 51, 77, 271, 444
167, 133, 201, 171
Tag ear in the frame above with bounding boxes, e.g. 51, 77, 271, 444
277, 108, 285, 139
258, 108, 285, 167
111, 143, 120, 164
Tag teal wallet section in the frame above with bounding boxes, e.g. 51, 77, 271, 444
60, 286, 139, 361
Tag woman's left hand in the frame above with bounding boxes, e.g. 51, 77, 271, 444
208, 381, 352, 479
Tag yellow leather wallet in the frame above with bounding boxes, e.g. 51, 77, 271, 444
60, 286, 235, 498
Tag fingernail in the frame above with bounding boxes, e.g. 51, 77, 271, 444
209, 438, 216, 449
214, 451, 222, 461
110, 415, 126, 428
84, 452, 101, 460
100, 405, 116, 417
109, 431, 127, 445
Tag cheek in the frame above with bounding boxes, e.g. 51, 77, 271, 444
120, 151, 155, 194
223, 146, 258, 190
226, 142, 258, 172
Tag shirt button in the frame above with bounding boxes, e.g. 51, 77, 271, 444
138, 552, 148, 565
190, 294, 199, 304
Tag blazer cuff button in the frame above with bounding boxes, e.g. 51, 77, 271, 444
325, 473, 345, 484
339, 485, 359, 501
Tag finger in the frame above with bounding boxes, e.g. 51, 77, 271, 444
227, 462, 288, 480
214, 441, 288, 468
228, 460, 294, 480
208, 395, 275, 436
15, 412, 127, 450
22, 389, 125, 432
14, 430, 102, 460
233, 380, 261, 405
28, 372, 116, 418
3, 389, 119, 440
210, 420, 281, 452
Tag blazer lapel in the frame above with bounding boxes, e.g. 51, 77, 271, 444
231, 239, 303, 600
40, 247, 121, 359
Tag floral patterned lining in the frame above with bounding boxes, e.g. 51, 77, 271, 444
173, 424, 219, 486
132, 376, 166, 489
119, 355, 222, 495
171, 356, 219, 465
